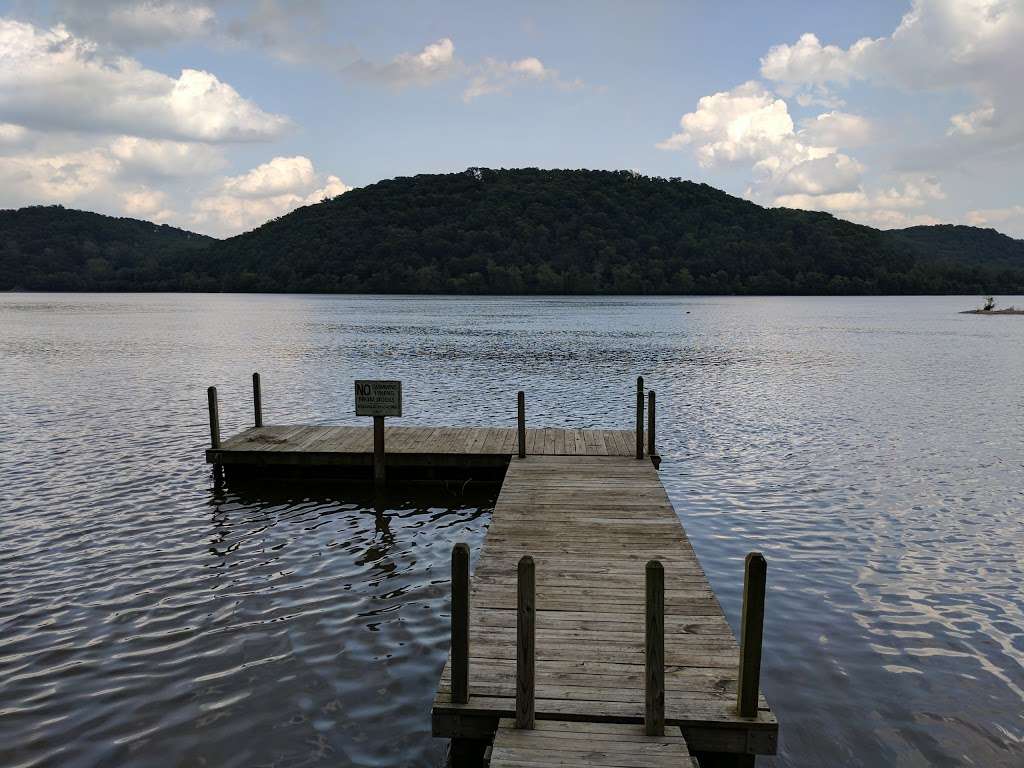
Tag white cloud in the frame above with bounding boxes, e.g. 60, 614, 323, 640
759, 1, 1024, 149
775, 175, 946, 229
463, 55, 576, 101
343, 37, 459, 88
965, 205, 1024, 236
760, 32, 874, 87
0, 19, 291, 142
657, 80, 951, 229
947, 103, 995, 136
109, 136, 225, 177
0, 122, 29, 146
0, 149, 120, 203
120, 186, 175, 222
797, 111, 873, 148
53, 1, 215, 48
341, 37, 583, 101
190, 156, 351, 236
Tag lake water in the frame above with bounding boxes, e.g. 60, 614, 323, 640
1, 293, 1021, 768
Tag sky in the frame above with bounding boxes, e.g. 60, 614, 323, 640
0, 0, 1022, 238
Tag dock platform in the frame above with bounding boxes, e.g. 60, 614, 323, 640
203, 378, 778, 765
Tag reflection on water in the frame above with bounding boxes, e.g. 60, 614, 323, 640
0, 293, 1022, 767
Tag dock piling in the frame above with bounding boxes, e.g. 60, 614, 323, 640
737, 551, 767, 718
517, 391, 526, 460
645, 560, 665, 736
373, 416, 386, 487
451, 543, 470, 704
636, 376, 644, 459
252, 372, 263, 428
207, 386, 221, 449
647, 390, 656, 459
516, 555, 535, 729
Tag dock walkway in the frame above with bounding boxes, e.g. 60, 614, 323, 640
433, 455, 776, 763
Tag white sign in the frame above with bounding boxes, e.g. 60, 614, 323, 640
355, 380, 402, 417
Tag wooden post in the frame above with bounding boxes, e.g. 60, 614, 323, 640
516, 555, 535, 729
517, 391, 526, 460
207, 386, 220, 449
252, 372, 263, 428
635, 376, 644, 459
737, 551, 767, 718
373, 415, 386, 487
645, 560, 665, 736
647, 390, 656, 459
451, 543, 470, 704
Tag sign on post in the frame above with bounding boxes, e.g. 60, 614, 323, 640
355, 380, 402, 417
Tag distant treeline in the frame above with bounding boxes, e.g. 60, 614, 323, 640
3, 168, 1024, 294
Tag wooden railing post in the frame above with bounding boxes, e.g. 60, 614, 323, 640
635, 376, 644, 459
737, 551, 767, 718
647, 390, 656, 458
252, 372, 263, 428
516, 555, 535, 729
207, 386, 221, 449
645, 560, 665, 736
373, 415, 386, 487
517, 391, 526, 459
451, 543, 470, 704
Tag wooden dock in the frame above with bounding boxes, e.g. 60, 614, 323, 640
203, 377, 778, 766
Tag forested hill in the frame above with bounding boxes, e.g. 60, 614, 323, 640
4, 168, 1024, 294
0, 206, 213, 291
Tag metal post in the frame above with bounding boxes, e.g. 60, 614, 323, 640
516, 555, 535, 729
373, 415, 386, 487
635, 376, 644, 459
207, 386, 220, 449
517, 391, 526, 459
737, 552, 767, 718
252, 372, 263, 428
451, 543, 470, 704
645, 560, 665, 736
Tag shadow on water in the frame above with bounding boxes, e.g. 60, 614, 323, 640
194, 475, 497, 768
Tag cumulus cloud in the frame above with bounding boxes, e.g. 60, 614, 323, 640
759, 1, 1024, 147
656, 80, 948, 229
0, 19, 291, 142
190, 156, 351, 236
120, 186, 175, 222
657, 81, 864, 198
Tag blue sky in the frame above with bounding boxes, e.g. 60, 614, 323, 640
1, 1, 1021, 237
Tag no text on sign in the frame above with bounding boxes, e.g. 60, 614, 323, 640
355, 380, 402, 417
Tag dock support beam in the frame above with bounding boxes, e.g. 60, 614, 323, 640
636, 376, 644, 459
451, 543, 470, 704
645, 560, 665, 736
252, 372, 263, 428
207, 386, 220, 449
373, 415, 386, 487
517, 391, 526, 460
516, 555, 535, 729
647, 390, 656, 460
737, 552, 767, 718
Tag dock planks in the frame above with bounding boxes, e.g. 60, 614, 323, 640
206, 425, 635, 469
488, 719, 698, 767
432, 455, 777, 758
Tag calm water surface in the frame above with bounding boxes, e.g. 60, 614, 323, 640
1, 294, 1021, 767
